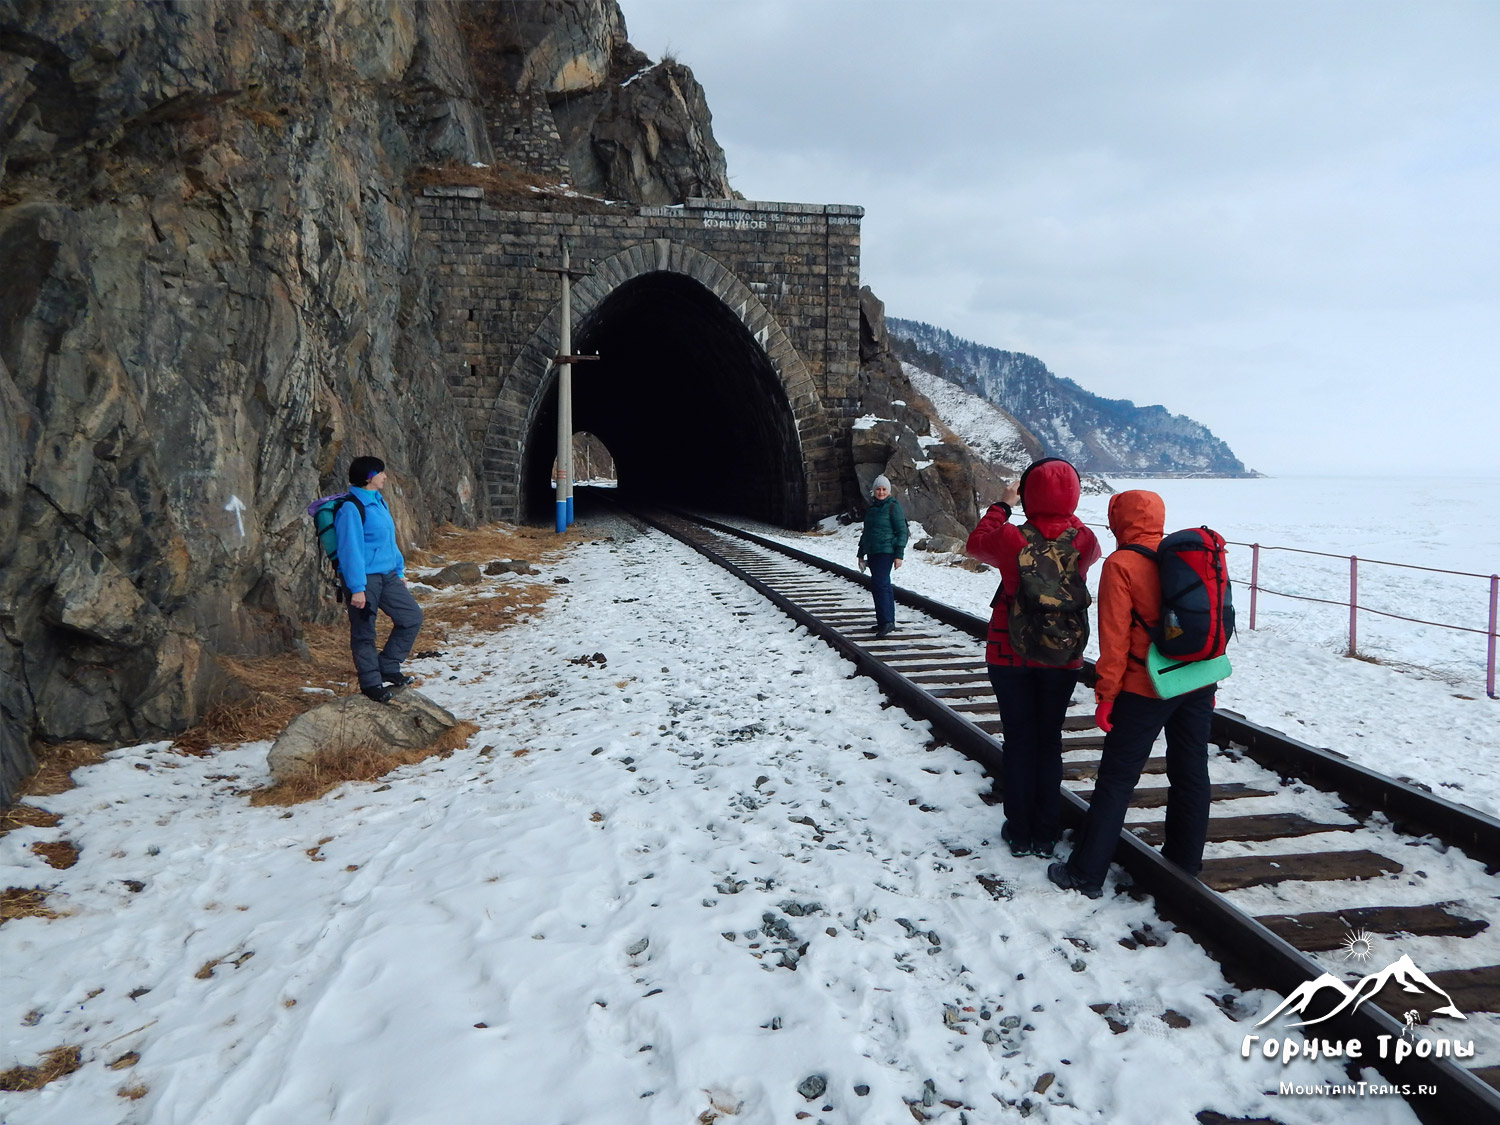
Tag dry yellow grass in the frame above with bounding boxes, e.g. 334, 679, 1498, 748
246, 721, 480, 807
30, 840, 78, 870
421, 585, 555, 640
0, 1045, 81, 1091
2, 519, 568, 815
0, 804, 61, 837
409, 162, 615, 213
407, 520, 586, 568
174, 624, 353, 755
0, 886, 63, 925
15, 742, 112, 798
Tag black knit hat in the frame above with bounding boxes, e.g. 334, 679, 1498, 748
348, 456, 386, 486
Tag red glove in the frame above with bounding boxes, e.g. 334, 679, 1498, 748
1094, 700, 1113, 733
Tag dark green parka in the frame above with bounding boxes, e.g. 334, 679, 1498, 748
858, 495, 908, 558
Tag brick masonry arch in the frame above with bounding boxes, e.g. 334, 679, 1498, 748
482, 240, 832, 525
419, 192, 863, 528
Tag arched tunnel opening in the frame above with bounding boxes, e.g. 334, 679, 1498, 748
520, 272, 808, 527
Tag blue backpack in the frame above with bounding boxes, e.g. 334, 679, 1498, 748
306, 492, 365, 600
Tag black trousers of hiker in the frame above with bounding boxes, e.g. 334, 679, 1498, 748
988, 664, 1079, 849
347, 572, 423, 691
1065, 685, 1215, 890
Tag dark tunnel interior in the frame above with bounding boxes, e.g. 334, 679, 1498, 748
520, 272, 808, 527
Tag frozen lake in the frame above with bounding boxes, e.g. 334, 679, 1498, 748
1075, 475, 1500, 689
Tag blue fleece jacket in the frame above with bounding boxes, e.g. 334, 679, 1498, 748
333, 486, 404, 594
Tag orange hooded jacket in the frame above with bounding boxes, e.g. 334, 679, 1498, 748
1094, 489, 1166, 706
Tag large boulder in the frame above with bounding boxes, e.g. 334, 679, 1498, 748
426, 562, 483, 588
266, 690, 459, 781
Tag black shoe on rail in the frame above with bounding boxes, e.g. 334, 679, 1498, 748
1000, 824, 1031, 858
361, 684, 393, 704
1047, 861, 1102, 899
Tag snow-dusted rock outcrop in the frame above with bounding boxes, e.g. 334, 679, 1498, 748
266, 690, 459, 782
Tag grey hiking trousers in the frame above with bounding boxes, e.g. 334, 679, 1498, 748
347, 571, 423, 690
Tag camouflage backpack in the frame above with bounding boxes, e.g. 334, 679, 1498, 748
1004, 524, 1092, 666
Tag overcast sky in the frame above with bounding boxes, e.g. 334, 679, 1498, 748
621, 0, 1498, 476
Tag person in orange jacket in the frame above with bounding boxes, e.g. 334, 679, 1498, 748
1048, 489, 1215, 898
965, 458, 1101, 858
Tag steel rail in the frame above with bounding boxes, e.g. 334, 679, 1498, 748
637, 504, 1500, 1122
689, 511, 1500, 870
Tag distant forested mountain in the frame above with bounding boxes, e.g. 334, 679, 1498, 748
888, 319, 1255, 477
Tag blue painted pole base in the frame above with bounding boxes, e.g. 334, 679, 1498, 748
566, 496, 574, 525
555, 501, 567, 533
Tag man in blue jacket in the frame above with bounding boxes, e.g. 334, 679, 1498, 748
335, 456, 423, 703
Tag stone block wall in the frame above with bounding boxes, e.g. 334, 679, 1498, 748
416, 190, 864, 526
487, 94, 572, 181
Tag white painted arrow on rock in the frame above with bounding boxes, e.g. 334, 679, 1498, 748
224, 494, 246, 538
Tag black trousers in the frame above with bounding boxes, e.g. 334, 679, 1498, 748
1065, 685, 1215, 889
988, 664, 1080, 848
347, 572, 423, 690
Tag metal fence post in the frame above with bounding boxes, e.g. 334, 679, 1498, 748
1488, 574, 1498, 700
1348, 555, 1359, 657
1249, 543, 1260, 630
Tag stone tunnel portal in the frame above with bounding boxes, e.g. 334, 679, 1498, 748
520, 272, 808, 526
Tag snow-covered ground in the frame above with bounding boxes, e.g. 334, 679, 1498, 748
4, 510, 1463, 1124
722, 474, 1500, 824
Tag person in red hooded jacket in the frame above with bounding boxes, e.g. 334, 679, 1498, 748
965, 458, 1100, 858
1048, 489, 1216, 898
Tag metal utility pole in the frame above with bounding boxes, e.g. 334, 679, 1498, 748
537, 239, 596, 532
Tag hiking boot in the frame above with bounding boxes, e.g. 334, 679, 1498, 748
874, 622, 894, 639
1047, 861, 1102, 899
383, 672, 416, 688
1000, 823, 1031, 858
361, 684, 393, 704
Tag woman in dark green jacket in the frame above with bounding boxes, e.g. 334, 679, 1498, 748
857, 474, 908, 638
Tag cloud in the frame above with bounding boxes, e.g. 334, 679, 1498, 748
623, 0, 1500, 474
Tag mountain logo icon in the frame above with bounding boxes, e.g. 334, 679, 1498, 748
1256, 953, 1467, 1029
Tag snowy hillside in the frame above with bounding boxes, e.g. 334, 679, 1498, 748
890, 319, 1253, 477
901, 361, 1037, 471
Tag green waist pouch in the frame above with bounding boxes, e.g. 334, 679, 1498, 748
1146, 645, 1231, 699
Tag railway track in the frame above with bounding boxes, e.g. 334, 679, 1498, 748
629, 504, 1500, 1122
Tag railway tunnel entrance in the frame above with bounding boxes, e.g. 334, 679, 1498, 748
520, 271, 808, 526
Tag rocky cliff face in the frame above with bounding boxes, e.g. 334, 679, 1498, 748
458, 0, 733, 203
0, 0, 729, 803
889, 319, 1256, 477
852, 289, 1020, 550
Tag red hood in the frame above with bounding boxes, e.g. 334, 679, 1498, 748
1019, 458, 1084, 538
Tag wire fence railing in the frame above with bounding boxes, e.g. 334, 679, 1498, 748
1079, 524, 1499, 699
